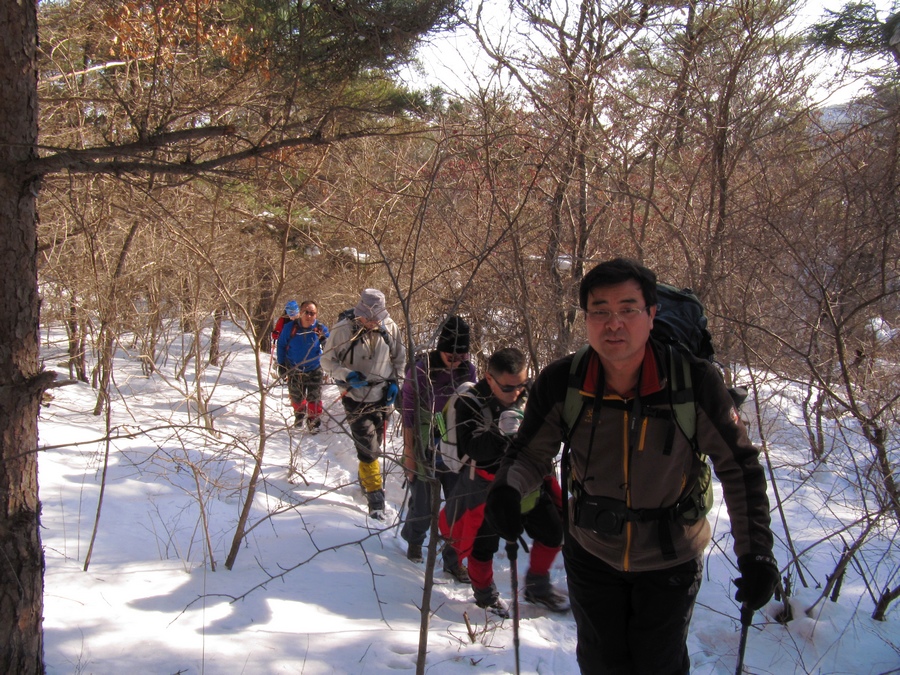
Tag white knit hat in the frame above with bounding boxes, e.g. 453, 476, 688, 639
354, 289, 389, 322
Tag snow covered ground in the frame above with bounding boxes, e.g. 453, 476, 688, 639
37, 323, 899, 674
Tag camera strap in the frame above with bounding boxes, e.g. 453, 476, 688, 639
579, 382, 605, 486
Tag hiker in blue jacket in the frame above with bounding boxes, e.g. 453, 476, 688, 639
276, 300, 330, 431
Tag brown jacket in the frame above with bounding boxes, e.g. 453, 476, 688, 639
496, 339, 773, 572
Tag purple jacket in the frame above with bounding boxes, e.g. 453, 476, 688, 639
401, 351, 476, 430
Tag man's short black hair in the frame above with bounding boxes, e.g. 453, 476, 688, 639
488, 347, 527, 377
579, 257, 658, 310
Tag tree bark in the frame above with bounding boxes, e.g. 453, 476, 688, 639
0, 0, 47, 671
873, 583, 900, 622
252, 268, 276, 353
209, 306, 225, 367
65, 301, 88, 382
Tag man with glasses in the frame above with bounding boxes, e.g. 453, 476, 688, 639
276, 300, 330, 431
440, 347, 569, 617
485, 258, 777, 674
400, 315, 475, 582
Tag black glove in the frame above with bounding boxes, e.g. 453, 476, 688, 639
734, 553, 779, 610
485, 484, 524, 542
277, 364, 287, 378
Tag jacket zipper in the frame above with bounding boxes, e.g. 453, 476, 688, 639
621, 406, 649, 572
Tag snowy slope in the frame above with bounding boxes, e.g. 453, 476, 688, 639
38, 324, 899, 674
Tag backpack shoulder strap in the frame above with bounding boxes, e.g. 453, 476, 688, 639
666, 344, 705, 461
439, 381, 484, 475
453, 381, 488, 428
336, 315, 391, 363
563, 345, 592, 436
336, 322, 362, 364
456, 380, 478, 399
561, 345, 592, 550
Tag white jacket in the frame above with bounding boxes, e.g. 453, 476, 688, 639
321, 316, 406, 404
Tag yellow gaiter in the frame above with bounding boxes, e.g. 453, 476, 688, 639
358, 458, 383, 493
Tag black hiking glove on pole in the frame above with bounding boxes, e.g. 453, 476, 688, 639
734, 553, 779, 610
485, 484, 524, 542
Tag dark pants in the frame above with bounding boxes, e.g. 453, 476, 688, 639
287, 367, 324, 414
402, 452, 459, 568
472, 482, 563, 563
341, 397, 387, 463
466, 483, 563, 590
563, 536, 701, 675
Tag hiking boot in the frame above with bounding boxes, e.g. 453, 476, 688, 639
406, 543, 423, 563
306, 417, 321, 434
366, 489, 386, 520
473, 584, 509, 619
443, 563, 470, 584
524, 586, 570, 612
476, 596, 509, 619
293, 411, 306, 428
524, 572, 570, 612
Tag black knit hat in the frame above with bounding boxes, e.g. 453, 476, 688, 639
437, 316, 470, 353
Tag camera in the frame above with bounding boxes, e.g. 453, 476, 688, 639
574, 493, 628, 535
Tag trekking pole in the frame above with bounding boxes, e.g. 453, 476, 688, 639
393, 478, 410, 533
381, 414, 388, 492
265, 346, 274, 389
505, 539, 521, 675
734, 603, 752, 675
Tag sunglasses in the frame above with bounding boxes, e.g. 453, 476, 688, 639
442, 352, 469, 363
494, 378, 531, 393
302, 310, 317, 317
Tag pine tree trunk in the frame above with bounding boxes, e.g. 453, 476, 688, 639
0, 0, 47, 670
252, 268, 276, 353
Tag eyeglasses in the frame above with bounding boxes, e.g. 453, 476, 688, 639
585, 307, 648, 323
443, 352, 469, 364
302, 310, 317, 317
494, 378, 531, 393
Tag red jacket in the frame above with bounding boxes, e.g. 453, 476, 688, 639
271, 315, 288, 343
